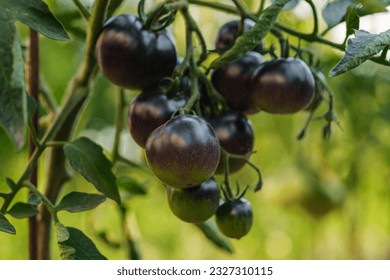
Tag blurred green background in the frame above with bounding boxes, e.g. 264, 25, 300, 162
1, 0, 390, 259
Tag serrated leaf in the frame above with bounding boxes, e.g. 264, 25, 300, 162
117, 177, 147, 196
0, 10, 27, 150
58, 227, 107, 260
345, 5, 360, 38
0, 0, 69, 40
196, 220, 233, 254
55, 222, 70, 242
8, 202, 38, 219
56, 192, 106, 213
322, 0, 355, 29
330, 29, 390, 77
211, 0, 290, 68
0, 212, 16, 235
64, 137, 121, 204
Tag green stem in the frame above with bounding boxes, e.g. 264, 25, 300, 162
72, 0, 91, 20
231, 0, 248, 17
306, 0, 318, 36
112, 88, 125, 163
23, 182, 57, 221
39, 76, 58, 113
257, 0, 266, 15
188, 0, 237, 14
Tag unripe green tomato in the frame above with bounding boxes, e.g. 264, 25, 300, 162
167, 177, 220, 223
216, 198, 253, 239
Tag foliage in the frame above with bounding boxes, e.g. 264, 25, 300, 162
0, 0, 390, 260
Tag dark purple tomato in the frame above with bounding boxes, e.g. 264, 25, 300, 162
215, 19, 263, 52
145, 115, 220, 188
128, 89, 187, 148
95, 14, 177, 90
207, 112, 254, 174
211, 52, 265, 114
167, 177, 220, 223
216, 198, 253, 239
251, 58, 315, 114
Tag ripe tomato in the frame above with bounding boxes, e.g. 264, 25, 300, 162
95, 14, 177, 90
128, 89, 186, 148
207, 112, 254, 174
251, 58, 315, 114
145, 115, 220, 188
215, 19, 263, 52
211, 52, 265, 114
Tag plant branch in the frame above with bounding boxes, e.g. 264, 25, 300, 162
112, 88, 125, 163
27, 28, 39, 260
72, 0, 91, 20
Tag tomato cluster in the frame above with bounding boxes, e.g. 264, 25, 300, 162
95, 13, 318, 240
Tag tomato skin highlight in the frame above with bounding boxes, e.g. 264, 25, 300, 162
207, 112, 254, 174
167, 177, 220, 223
145, 115, 220, 189
215, 19, 264, 52
216, 198, 253, 239
252, 58, 315, 114
211, 52, 265, 114
95, 14, 177, 90
128, 89, 186, 148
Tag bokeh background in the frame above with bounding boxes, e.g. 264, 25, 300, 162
1, 0, 390, 259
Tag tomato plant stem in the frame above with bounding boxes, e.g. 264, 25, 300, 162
27, 28, 39, 260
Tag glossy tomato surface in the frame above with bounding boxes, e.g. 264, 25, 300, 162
216, 198, 253, 239
211, 52, 265, 114
167, 177, 220, 223
145, 115, 220, 188
252, 58, 315, 114
96, 14, 177, 90
215, 19, 263, 52
128, 89, 186, 148
208, 112, 254, 174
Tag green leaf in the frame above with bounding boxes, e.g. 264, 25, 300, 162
211, 0, 290, 68
322, 0, 355, 29
55, 222, 70, 242
272, 0, 299, 10
330, 29, 390, 77
0, 0, 69, 40
196, 220, 233, 254
28, 193, 42, 206
8, 202, 38, 219
0, 10, 27, 150
64, 137, 121, 204
5, 177, 17, 191
345, 5, 360, 38
358, 0, 387, 13
0, 212, 16, 235
117, 177, 147, 196
56, 192, 106, 213
58, 227, 107, 260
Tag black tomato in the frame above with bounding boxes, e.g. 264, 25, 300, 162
207, 112, 254, 174
128, 89, 187, 148
251, 58, 315, 114
167, 177, 220, 223
215, 198, 253, 239
145, 115, 220, 188
215, 19, 263, 52
211, 52, 265, 114
95, 14, 177, 90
